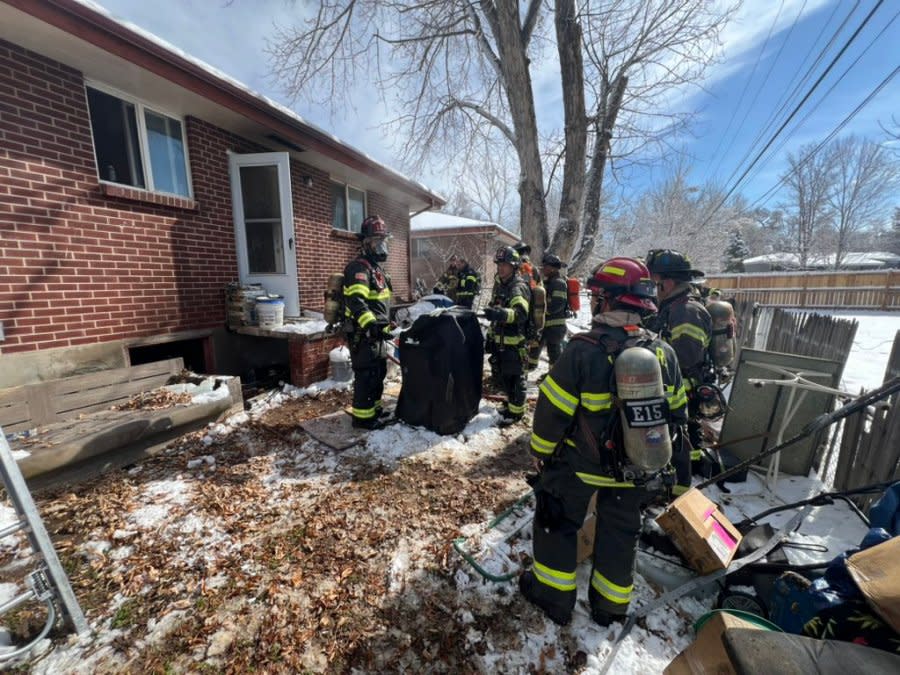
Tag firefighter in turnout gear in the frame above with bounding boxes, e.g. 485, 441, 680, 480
527, 253, 569, 370
514, 241, 542, 289
519, 257, 688, 627
434, 255, 481, 308
343, 216, 393, 430
644, 249, 713, 463
483, 246, 531, 424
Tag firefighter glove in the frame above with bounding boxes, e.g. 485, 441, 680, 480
482, 307, 506, 322
367, 320, 391, 340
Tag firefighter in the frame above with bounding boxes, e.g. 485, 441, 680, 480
454, 256, 481, 309
434, 256, 481, 308
433, 255, 461, 301
514, 241, 542, 289
483, 246, 531, 425
519, 257, 688, 627
644, 249, 713, 463
527, 253, 568, 371
343, 215, 393, 430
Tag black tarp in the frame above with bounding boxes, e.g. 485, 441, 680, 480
396, 309, 483, 435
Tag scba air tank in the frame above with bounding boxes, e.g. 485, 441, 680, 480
707, 300, 736, 369
323, 273, 345, 325
614, 347, 672, 472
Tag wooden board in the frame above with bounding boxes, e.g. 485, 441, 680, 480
0, 358, 184, 431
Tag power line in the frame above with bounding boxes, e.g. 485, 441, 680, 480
746, 65, 900, 212
737, 8, 899, 198
697, 0, 886, 229
713, 0, 811, 181
739, 1, 858, 169
705, 0, 788, 181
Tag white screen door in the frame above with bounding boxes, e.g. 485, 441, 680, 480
229, 152, 299, 316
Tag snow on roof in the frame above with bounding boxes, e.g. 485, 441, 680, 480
743, 251, 900, 268
71, 0, 444, 204
411, 211, 519, 240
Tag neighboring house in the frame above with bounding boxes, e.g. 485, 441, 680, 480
410, 212, 519, 306
742, 252, 900, 273
0, 0, 443, 388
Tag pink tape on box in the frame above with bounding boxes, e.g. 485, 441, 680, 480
703, 506, 737, 550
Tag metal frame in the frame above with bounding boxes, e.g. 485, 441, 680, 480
746, 362, 855, 488
0, 429, 89, 661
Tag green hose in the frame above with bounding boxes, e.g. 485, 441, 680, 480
452, 490, 533, 583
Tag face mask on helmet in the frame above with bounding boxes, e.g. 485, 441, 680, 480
367, 237, 389, 262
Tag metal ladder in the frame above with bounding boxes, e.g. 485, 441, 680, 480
0, 428, 89, 661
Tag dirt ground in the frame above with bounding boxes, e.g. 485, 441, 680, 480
12, 389, 542, 673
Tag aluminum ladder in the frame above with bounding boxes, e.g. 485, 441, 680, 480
0, 428, 89, 661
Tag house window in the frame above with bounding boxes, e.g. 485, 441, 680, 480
330, 181, 366, 232
85, 85, 192, 198
412, 240, 431, 258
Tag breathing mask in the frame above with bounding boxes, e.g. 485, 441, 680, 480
367, 237, 389, 262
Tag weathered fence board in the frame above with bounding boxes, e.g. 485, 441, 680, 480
829, 331, 900, 511
706, 270, 900, 309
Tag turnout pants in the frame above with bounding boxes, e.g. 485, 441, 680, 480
528, 451, 652, 621
527, 325, 567, 369
349, 336, 388, 422
497, 347, 526, 417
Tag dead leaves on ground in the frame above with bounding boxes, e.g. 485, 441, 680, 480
29, 391, 532, 672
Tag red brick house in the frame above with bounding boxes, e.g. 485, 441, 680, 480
410, 212, 519, 307
0, 0, 444, 388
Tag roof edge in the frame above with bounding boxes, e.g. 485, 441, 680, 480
9, 0, 445, 207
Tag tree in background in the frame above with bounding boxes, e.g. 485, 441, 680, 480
892, 207, 900, 255
723, 227, 750, 272
605, 163, 745, 272
828, 135, 899, 269
781, 142, 835, 268
268, 0, 737, 275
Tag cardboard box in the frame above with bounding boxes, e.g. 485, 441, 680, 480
846, 536, 900, 634
656, 488, 742, 575
576, 493, 597, 563
663, 611, 763, 675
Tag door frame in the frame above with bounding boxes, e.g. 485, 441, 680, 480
228, 151, 300, 316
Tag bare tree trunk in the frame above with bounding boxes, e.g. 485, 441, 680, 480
489, 0, 546, 254
571, 75, 627, 276
547, 0, 587, 265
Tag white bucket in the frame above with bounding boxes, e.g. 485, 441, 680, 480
256, 298, 284, 329
329, 346, 352, 382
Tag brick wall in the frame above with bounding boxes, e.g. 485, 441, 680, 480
288, 333, 346, 386
0, 38, 412, 356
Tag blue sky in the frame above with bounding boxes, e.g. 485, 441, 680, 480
94, 0, 899, 208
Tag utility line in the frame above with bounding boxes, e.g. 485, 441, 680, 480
696, 0, 886, 230
740, 0, 857, 170
705, 0, 787, 181
712, 0, 811, 182
737, 8, 899, 199
745, 64, 900, 212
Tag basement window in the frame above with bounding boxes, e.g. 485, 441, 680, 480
85, 84, 192, 198
330, 181, 367, 233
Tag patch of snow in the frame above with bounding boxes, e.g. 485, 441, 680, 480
0, 582, 19, 607
270, 319, 329, 335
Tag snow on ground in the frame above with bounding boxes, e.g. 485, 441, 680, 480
824, 311, 900, 393
2, 303, 896, 672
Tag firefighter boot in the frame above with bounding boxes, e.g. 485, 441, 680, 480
352, 417, 386, 431
518, 571, 571, 626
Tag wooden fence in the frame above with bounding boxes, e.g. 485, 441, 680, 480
826, 331, 900, 510
705, 269, 900, 310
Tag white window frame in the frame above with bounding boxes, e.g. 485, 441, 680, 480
330, 180, 367, 232
84, 80, 194, 199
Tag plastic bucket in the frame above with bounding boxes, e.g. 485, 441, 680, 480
256, 298, 284, 329
329, 346, 352, 382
